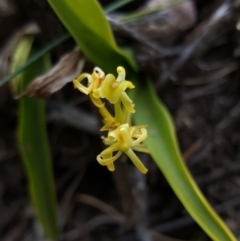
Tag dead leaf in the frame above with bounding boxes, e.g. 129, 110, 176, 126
0, 23, 40, 78
19, 47, 85, 98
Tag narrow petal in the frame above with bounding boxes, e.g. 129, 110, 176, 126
107, 163, 115, 172
124, 81, 135, 90
132, 144, 150, 154
89, 93, 104, 108
125, 148, 148, 174
100, 143, 120, 155
97, 151, 122, 165
132, 128, 147, 146
73, 79, 89, 95
100, 152, 115, 172
116, 66, 125, 82
120, 92, 135, 113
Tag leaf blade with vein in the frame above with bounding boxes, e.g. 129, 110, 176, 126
134, 81, 237, 241
12, 37, 59, 240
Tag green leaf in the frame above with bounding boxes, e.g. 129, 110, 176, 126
47, 0, 136, 75
12, 38, 58, 240
134, 80, 237, 241
46, 1, 237, 240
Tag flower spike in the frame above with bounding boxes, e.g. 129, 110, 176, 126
73, 66, 149, 174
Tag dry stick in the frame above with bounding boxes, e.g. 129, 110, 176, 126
158, 0, 239, 87
112, 155, 138, 230
153, 195, 240, 234
61, 192, 240, 241
187, 100, 240, 166
75, 193, 125, 223
62, 155, 152, 241
118, 195, 240, 241
47, 101, 100, 135
182, 78, 227, 101
196, 163, 240, 187
132, 153, 152, 241
108, 16, 182, 59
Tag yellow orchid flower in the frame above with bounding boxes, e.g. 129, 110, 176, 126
73, 67, 105, 96
97, 124, 148, 174
73, 66, 149, 174
96, 66, 135, 114
73, 67, 115, 123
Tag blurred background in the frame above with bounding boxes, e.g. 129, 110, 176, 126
0, 0, 240, 240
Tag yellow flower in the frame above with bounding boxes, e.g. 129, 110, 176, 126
73, 67, 115, 123
73, 67, 105, 96
73, 67, 107, 109
97, 124, 148, 174
73, 66, 149, 174
94, 66, 135, 113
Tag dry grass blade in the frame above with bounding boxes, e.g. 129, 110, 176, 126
148, 229, 186, 241
182, 62, 239, 86
18, 47, 85, 98
76, 193, 125, 223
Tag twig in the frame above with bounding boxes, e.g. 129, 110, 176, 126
187, 100, 240, 165
158, 0, 240, 87
132, 154, 152, 241
108, 16, 182, 59
47, 101, 100, 135
111, 155, 138, 230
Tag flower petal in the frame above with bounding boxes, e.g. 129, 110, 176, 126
97, 151, 122, 165
132, 128, 147, 146
125, 148, 148, 174
120, 92, 135, 113
99, 74, 125, 103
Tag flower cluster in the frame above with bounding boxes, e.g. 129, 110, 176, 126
73, 66, 148, 174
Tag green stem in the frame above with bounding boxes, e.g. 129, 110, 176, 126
99, 105, 115, 123
114, 100, 123, 123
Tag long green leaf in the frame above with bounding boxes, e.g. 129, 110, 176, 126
47, 1, 237, 240
47, 0, 136, 76
12, 38, 58, 240
134, 81, 237, 241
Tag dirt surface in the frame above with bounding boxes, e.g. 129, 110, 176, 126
0, 0, 240, 240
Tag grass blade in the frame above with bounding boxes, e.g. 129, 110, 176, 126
47, 0, 136, 75
134, 80, 237, 241
12, 38, 58, 240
